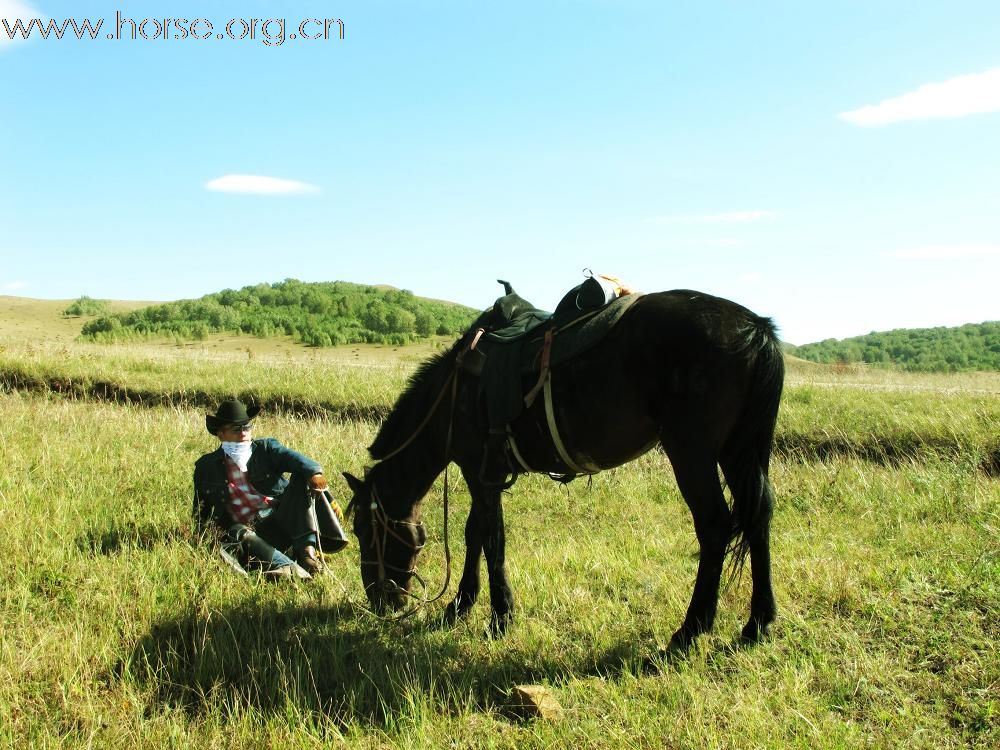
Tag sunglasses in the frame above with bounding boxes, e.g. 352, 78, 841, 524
223, 422, 254, 432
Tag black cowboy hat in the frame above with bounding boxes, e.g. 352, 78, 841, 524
206, 399, 261, 435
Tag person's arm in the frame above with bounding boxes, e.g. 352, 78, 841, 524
261, 438, 324, 483
193, 458, 234, 538
192, 466, 213, 538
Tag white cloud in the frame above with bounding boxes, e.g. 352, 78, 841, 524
2, 280, 28, 290
652, 210, 777, 224
204, 174, 320, 195
840, 68, 1000, 126
0, 0, 43, 49
737, 272, 762, 284
884, 244, 1000, 260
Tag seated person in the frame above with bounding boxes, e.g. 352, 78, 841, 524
192, 399, 346, 580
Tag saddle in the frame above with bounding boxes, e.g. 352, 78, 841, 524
458, 279, 644, 485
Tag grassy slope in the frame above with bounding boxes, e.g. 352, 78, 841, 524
0, 295, 157, 344
0, 294, 452, 361
0, 298, 997, 748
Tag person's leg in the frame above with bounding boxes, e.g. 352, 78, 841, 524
263, 476, 323, 573
223, 523, 295, 572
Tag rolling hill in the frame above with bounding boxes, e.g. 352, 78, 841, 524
78, 279, 479, 347
785, 321, 1000, 372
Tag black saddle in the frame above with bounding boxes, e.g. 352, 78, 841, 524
458, 280, 644, 484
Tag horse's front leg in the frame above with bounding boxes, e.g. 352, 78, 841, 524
443, 500, 484, 624
458, 467, 514, 635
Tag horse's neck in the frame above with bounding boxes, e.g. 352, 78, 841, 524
374, 442, 447, 518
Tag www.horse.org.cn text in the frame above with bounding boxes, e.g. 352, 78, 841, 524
1, 12, 346, 46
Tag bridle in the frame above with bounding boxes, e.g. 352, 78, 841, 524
357, 365, 460, 618
361, 482, 427, 594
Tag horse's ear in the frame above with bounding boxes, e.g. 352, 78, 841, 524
342, 471, 364, 494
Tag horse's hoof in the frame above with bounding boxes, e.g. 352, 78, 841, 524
489, 611, 512, 638
739, 618, 773, 645
442, 593, 476, 627
641, 640, 688, 673
669, 628, 695, 651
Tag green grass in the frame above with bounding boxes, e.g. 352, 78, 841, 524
1, 299, 997, 747
1, 370, 997, 747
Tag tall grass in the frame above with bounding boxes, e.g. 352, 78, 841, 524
1, 360, 997, 748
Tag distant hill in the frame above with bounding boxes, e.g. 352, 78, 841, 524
786, 321, 1000, 373
0, 295, 156, 344
80, 279, 479, 347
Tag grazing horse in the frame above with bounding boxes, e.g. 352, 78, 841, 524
343, 289, 784, 650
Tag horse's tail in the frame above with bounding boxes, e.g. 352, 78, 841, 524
723, 314, 784, 572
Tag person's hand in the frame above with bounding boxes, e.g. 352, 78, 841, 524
308, 473, 328, 492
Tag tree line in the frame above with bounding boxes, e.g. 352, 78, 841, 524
79, 279, 479, 347
785, 321, 1000, 372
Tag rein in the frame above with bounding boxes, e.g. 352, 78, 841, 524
377, 368, 458, 462
361, 364, 459, 619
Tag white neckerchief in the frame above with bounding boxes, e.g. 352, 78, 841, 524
221, 441, 253, 472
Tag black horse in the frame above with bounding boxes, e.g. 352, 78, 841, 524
343, 289, 784, 650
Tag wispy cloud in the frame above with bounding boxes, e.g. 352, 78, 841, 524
651, 210, 777, 225
840, 68, 1000, 126
2, 280, 28, 291
885, 244, 1000, 260
204, 174, 321, 195
0, 0, 42, 49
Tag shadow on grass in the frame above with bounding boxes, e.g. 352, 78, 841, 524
0, 367, 388, 422
980, 447, 1000, 477
76, 521, 189, 554
122, 599, 683, 726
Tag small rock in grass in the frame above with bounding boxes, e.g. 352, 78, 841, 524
508, 684, 564, 722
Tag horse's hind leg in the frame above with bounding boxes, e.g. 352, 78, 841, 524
741, 486, 776, 643
665, 450, 731, 650
722, 458, 777, 643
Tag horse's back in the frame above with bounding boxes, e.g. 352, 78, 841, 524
612, 289, 782, 450
634, 290, 779, 347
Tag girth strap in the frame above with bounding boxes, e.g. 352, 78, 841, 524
542, 371, 598, 476
506, 429, 536, 474
523, 328, 554, 409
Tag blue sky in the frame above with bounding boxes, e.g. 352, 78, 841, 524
2, 1, 999, 344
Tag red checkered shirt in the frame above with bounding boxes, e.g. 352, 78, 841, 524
224, 457, 273, 524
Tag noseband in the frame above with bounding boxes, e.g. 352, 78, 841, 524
362, 483, 427, 595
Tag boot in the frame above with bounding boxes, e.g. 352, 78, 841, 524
296, 545, 324, 576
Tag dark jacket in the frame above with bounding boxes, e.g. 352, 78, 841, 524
192, 437, 322, 535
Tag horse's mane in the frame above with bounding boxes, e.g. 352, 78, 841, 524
367, 330, 473, 461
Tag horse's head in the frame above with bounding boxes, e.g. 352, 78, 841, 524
342, 471, 427, 612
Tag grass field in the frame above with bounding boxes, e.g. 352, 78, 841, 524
1, 299, 997, 748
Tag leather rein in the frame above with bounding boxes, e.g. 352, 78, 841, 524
359, 365, 459, 617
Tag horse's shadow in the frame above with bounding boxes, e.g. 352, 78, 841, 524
123, 598, 682, 725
